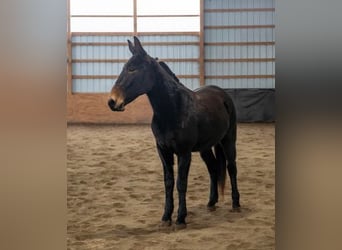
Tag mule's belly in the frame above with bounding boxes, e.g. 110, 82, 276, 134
152, 115, 229, 153
192, 116, 229, 152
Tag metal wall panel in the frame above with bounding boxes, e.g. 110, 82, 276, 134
72, 62, 125, 75
72, 45, 131, 59
204, 0, 275, 89
139, 35, 199, 43
204, 0, 274, 9
205, 78, 274, 89
72, 79, 114, 93
204, 28, 274, 42
205, 62, 274, 76
205, 45, 274, 59
140, 45, 199, 59
204, 12, 274, 26
71, 34, 200, 93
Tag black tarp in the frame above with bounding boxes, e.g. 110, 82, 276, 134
225, 89, 275, 122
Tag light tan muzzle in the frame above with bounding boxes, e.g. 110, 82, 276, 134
108, 88, 125, 111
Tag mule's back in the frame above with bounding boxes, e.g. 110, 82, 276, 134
194, 85, 234, 122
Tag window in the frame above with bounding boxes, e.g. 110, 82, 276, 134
69, 0, 200, 32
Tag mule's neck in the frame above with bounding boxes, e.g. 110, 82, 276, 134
146, 66, 192, 125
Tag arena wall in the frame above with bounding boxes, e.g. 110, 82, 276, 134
67, 0, 275, 123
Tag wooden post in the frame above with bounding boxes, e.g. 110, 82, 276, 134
67, 0, 72, 94
133, 0, 138, 35
199, 0, 205, 86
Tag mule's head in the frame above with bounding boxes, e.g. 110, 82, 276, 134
108, 36, 156, 112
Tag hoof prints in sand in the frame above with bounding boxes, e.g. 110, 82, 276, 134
67, 124, 274, 250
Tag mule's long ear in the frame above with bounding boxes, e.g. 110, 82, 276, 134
128, 39, 135, 54
133, 36, 147, 56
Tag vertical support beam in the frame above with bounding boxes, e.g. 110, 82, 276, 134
133, 0, 138, 35
67, 0, 73, 94
199, 0, 205, 86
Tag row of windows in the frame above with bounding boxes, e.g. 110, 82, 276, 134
70, 0, 199, 32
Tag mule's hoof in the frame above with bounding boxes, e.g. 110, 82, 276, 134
158, 220, 172, 230
230, 207, 241, 213
207, 205, 217, 212
174, 222, 187, 230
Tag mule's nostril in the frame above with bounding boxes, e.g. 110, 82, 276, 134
108, 99, 116, 108
108, 98, 125, 111
108, 99, 114, 106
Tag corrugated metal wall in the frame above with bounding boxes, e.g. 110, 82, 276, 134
72, 34, 131, 93
204, 0, 275, 88
71, 34, 200, 93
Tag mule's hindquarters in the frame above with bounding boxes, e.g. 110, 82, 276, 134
197, 87, 240, 211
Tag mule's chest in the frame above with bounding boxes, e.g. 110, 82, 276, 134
151, 121, 197, 153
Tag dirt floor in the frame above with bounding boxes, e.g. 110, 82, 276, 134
67, 123, 275, 250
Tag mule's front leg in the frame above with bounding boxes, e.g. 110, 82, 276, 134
176, 153, 191, 228
157, 145, 174, 225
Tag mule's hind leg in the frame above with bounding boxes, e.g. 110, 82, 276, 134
200, 149, 218, 210
222, 136, 241, 211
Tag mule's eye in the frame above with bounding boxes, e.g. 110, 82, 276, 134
128, 66, 136, 72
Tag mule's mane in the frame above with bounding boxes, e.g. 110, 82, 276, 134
158, 61, 180, 83
156, 60, 189, 91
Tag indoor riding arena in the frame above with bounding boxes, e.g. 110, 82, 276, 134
67, 0, 275, 249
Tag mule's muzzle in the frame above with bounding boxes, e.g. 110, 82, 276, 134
108, 98, 125, 112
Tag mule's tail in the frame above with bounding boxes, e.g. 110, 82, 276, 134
215, 144, 226, 199
224, 93, 237, 143
216, 93, 237, 199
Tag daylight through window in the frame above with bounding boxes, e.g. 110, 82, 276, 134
69, 0, 200, 32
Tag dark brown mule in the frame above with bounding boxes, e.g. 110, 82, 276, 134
108, 37, 240, 228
